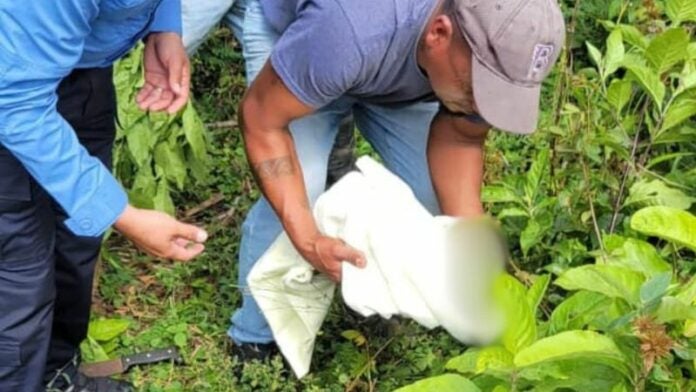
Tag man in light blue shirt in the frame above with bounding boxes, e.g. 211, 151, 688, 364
0, 1, 208, 391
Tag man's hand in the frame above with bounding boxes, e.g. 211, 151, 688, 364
297, 234, 366, 282
114, 205, 208, 261
137, 32, 190, 114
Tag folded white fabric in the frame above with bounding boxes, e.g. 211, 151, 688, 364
248, 156, 505, 378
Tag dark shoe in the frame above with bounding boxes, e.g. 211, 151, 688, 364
45, 355, 134, 392
229, 341, 279, 363
57, 373, 135, 392
326, 115, 357, 188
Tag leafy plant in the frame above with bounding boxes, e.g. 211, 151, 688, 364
80, 318, 131, 363
113, 44, 210, 214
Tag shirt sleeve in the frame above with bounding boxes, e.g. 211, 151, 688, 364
149, 0, 183, 35
0, 1, 128, 237
269, 1, 364, 108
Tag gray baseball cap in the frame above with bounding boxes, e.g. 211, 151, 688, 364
454, 0, 565, 134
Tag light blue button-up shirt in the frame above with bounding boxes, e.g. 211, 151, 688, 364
0, 0, 181, 236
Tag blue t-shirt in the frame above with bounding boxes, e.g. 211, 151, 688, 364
260, 0, 439, 108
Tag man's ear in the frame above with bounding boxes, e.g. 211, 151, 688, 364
423, 15, 455, 52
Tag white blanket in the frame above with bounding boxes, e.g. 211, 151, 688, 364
248, 157, 505, 378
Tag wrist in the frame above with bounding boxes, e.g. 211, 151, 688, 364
146, 31, 179, 44
461, 202, 484, 217
114, 204, 138, 233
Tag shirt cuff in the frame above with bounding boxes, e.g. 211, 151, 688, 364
64, 174, 128, 237
149, 0, 182, 35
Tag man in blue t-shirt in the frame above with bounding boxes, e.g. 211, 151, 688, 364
228, 0, 565, 360
0, 1, 208, 391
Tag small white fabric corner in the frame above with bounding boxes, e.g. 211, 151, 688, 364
248, 156, 505, 378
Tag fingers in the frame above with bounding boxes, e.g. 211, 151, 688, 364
137, 82, 165, 110
331, 241, 366, 268
148, 89, 175, 112
174, 221, 209, 243
158, 224, 208, 261
167, 61, 190, 114
168, 242, 205, 261
167, 56, 183, 96
136, 83, 154, 106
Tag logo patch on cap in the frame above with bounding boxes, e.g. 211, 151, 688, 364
528, 44, 555, 78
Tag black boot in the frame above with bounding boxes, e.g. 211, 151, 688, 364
229, 341, 280, 363
45, 355, 134, 392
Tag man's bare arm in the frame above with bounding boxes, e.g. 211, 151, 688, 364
239, 61, 365, 281
427, 109, 490, 217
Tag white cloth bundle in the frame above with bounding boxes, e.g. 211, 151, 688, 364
248, 157, 505, 378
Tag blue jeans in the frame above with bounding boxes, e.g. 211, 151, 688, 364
229, 0, 441, 344
181, 0, 246, 54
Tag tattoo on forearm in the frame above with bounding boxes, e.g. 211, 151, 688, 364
252, 156, 295, 180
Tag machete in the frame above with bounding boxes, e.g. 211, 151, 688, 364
79, 347, 183, 378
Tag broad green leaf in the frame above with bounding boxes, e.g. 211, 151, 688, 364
81, 336, 110, 362
524, 149, 549, 203
124, 119, 156, 167
601, 236, 671, 278
611, 382, 631, 392
645, 28, 689, 74
631, 206, 696, 251
475, 346, 514, 374
497, 207, 528, 220
604, 29, 625, 78
639, 272, 672, 304
495, 275, 537, 354
88, 318, 130, 342
684, 320, 696, 337
526, 275, 550, 315
154, 141, 188, 190
182, 101, 209, 161
677, 62, 696, 94
665, 0, 696, 24
516, 361, 567, 382
153, 179, 175, 215
482, 185, 519, 203
446, 349, 479, 374
395, 374, 481, 392
624, 179, 695, 210
514, 331, 625, 372
623, 61, 666, 110
606, 79, 633, 112
587, 42, 603, 70
689, 43, 696, 60
549, 291, 613, 333
661, 94, 696, 133
656, 296, 696, 322
555, 265, 645, 305
521, 219, 544, 256
616, 25, 648, 50
128, 165, 157, 209
676, 277, 696, 305
519, 362, 628, 392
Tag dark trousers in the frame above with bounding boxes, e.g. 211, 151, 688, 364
0, 67, 116, 392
